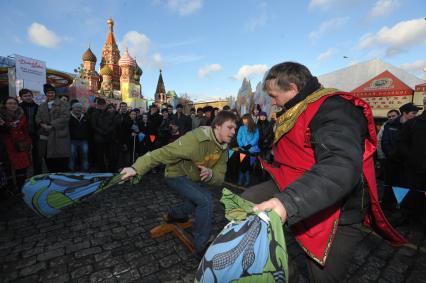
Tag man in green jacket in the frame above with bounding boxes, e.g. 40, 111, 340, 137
121, 110, 237, 255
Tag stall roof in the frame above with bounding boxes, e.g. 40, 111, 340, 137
318, 59, 423, 92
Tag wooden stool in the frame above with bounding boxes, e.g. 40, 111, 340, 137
150, 219, 195, 252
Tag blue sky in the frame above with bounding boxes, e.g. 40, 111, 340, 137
1, 0, 425, 101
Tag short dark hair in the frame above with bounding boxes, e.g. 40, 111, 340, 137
19, 88, 33, 97
190, 107, 195, 112
211, 110, 237, 129
119, 102, 127, 107
97, 98, 106, 105
161, 108, 168, 114
197, 108, 204, 113
263, 62, 313, 92
3, 96, 19, 106
176, 104, 183, 109
222, 105, 230, 110
203, 106, 213, 112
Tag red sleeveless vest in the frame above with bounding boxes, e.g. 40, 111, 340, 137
261, 92, 407, 265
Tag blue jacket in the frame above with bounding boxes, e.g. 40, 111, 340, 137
237, 125, 260, 153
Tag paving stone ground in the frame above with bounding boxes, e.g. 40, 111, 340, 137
0, 172, 425, 282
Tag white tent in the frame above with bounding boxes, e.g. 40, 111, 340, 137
318, 59, 423, 91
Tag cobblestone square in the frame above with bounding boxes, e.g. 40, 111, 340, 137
1, 173, 425, 282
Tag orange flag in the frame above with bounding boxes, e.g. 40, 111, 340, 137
149, 135, 156, 143
239, 153, 246, 163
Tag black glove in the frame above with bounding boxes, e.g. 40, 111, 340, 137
242, 144, 252, 150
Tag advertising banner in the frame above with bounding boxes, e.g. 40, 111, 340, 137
15, 54, 46, 96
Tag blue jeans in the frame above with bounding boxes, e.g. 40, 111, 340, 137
69, 140, 89, 171
238, 171, 250, 187
165, 176, 213, 253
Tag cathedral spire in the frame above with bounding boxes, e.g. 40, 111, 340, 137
101, 17, 120, 90
155, 69, 166, 104
107, 17, 114, 33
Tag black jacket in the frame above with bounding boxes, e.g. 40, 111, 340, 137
381, 117, 404, 158
274, 94, 368, 226
19, 101, 38, 136
115, 112, 132, 146
171, 113, 192, 135
256, 119, 274, 150
69, 113, 89, 140
397, 112, 426, 190
91, 110, 116, 144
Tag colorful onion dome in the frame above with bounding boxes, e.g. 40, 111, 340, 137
82, 47, 97, 63
118, 48, 136, 67
100, 65, 113, 76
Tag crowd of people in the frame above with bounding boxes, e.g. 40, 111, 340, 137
1, 62, 425, 282
0, 83, 277, 195
377, 99, 426, 224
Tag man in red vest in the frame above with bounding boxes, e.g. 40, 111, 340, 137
242, 62, 406, 282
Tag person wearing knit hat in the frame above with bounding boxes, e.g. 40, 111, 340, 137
381, 102, 420, 212
259, 111, 268, 117
69, 101, 89, 171
399, 102, 421, 116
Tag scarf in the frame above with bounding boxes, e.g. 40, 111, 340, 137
0, 107, 24, 122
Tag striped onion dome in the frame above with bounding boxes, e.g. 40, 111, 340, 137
118, 48, 135, 67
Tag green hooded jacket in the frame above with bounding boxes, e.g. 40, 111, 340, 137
132, 126, 228, 186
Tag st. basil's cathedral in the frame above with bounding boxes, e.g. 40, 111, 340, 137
78, 18, 170, 106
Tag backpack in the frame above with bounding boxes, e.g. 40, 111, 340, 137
22, 173, 123, 218
195, 189, 288, 283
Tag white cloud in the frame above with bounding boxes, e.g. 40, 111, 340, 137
308, 0, 356, 10
232, 64, 268, 81
198, 64, 222, 78
163, 0, 203, 16
27, 22, 62, 48
316, 48, 337, 63
309, 0, 335, 10
119, 31, 152, 62
368, 0, 400, 19
247, 1, 268, 31
151, 53, 164, 69
400, 60, 426, 76
357, 18, 426, 56
309, 17, 348, 42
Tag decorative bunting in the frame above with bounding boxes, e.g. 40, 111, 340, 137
138, 133, 145, 142
149, 135, 156, 143
392, 186, 409, 205
239, 153, 247, 163
228, 149, 234, 158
